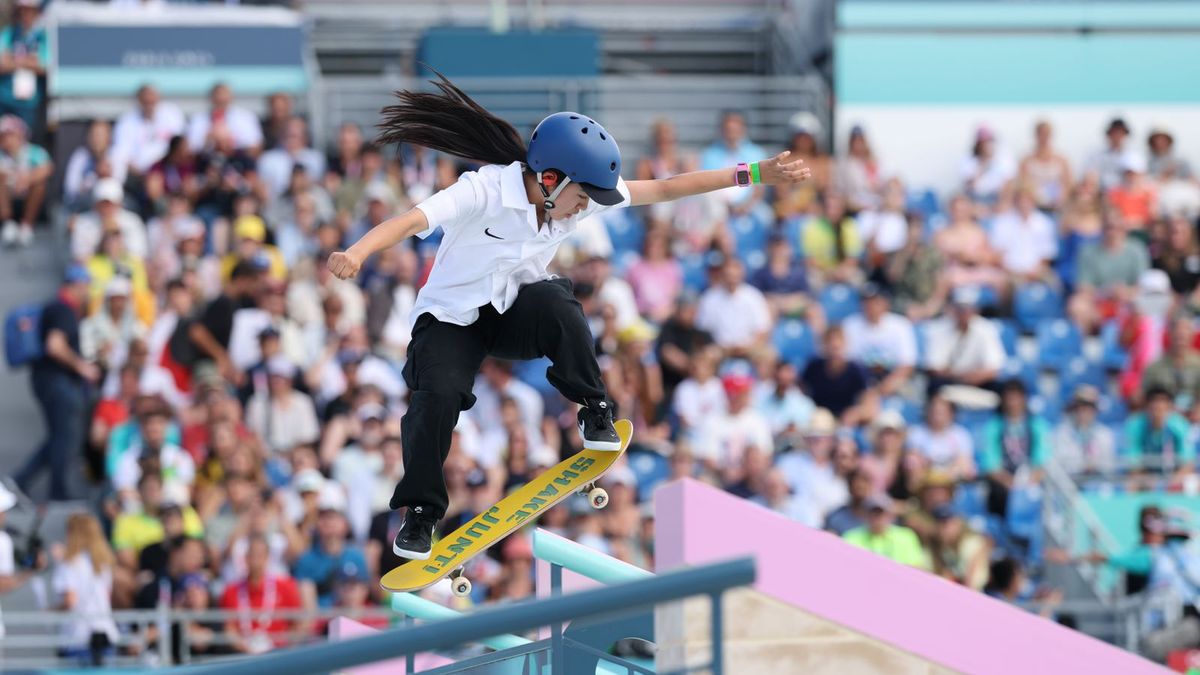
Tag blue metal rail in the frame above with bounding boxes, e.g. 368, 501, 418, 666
159, 557, 755, 675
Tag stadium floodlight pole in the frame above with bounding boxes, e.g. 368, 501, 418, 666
163, 557, 756, 675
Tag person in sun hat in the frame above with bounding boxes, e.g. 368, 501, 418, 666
220, 214, 286, 282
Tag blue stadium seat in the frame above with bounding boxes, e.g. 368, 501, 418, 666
772, 318, 817, 366
820, 284, 861, 324
513, 357, 557, 399
1099, 321, 1128, 371
741, 248, 767, 273
1001, 358, 1039, 392
992, 319, 1019, 357
780, 216, 807, 256
627, 449, 670, 504
1058, 356, 1106, 394
898, 398, 924, 425
612, 249, 639, 277
1014, 283, 1064, 333
906, 188, 940, 219
957, 408, 992, 436
606, 210, 644, 254
1028, 394, 1062, 425
729, 213, 769, 256
1097, 395, 1128, 427
1035, 319, 1082, 371
680, 254, 708, 292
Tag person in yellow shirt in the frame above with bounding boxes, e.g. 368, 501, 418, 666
802, 194, 864, 282
221, 214, 286, 282
111, 473, 203, 569
86, 226, 155, 326
842, 494, 931, 570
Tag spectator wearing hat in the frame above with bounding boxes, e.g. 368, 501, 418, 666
63, 119, 128, 214
908, 393, 976, 482
749, 234, 823, 329
989, 183, 1058, 283
0, 112, 48, 246
71, 178, 148, 263
801, 193, 863, 286
1086, 117, 1142, 192
257, 117, 326, 200
960, 125, 1017, 207
901, 469, 958, 543
13, 265, 98, 501
1108, 153, 1157, 234
293, 485, 368, 609
0, 0, 47, 135
80, 276, 145, 370
823, 468, 875, 536
1052, 385, 1117, 476
1123, 386, 1194, 478
1147, 126, 1192, 181
1141, 318, 1200, 407
220, 534, 304, 654
607, 319, 665, 431
1068, 210, 1148, 334
837, 125, 882, 213
169, 570, 232, 660
695, 365, 773, 477
186, 82, 264, 157
113, 84, 186, 177
926, 503, 992, 590
801, 325, 877, 426
1018, 120, 1073, 212
843, 283, 918, 398
842, 494, 930, 570
328, 558, 386, 632
246, 356, 319, 454
696, 257, 771, 356
885, 211, 944, 321
754, 359, 815, 443
221, 214, 286, 282
85, 216, 154, 325
147, 193, 205, 270
923, 286, 1005, 395
979, 380, 1050, 515
777, 409, 849, 524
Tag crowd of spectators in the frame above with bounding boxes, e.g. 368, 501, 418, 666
0, 14, 1199, 662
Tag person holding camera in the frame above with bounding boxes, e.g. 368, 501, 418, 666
0, 483, 45, 648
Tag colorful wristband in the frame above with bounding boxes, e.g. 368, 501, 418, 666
750, 162, 761, 185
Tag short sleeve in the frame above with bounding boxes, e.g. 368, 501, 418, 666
414, 171, 486, 239
575, 178, 632, 221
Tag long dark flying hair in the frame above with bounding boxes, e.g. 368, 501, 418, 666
376, 67, 527, 167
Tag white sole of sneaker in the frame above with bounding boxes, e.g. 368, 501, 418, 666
393, 541, 432, 560
582, 438, 622, 452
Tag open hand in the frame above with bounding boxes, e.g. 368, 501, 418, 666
757, 151, 811, 185
327, 250, 363, 280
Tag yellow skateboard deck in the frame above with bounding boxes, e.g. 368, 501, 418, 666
381, 419, 633, 594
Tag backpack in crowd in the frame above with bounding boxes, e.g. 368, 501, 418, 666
4, 303, 44, 368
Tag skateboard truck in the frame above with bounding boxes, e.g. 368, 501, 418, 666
578, 482, 609, 509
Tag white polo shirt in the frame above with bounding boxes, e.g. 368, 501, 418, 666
412, 161, 630, 328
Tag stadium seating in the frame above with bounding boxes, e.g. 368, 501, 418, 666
1014, 283, 1064, 333
1035, 319, 1083, 371
820, 284, 860, 324
772, 318, 817, 366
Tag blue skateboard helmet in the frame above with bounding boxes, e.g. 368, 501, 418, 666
526, 112, 623, 207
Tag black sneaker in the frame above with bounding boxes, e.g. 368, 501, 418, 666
577, 399, 621, 451
393, 505, 439, 560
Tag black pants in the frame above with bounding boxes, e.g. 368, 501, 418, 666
392, 278, 607, 516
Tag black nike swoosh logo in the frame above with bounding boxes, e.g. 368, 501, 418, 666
484, 228, 504, 240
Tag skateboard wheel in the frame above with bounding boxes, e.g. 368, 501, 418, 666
588, 488, 609, 509
452, 576, 472, 597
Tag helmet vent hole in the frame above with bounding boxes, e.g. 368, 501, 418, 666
599, 133, 606, 140
588, 119, 595, 124
581, 127, 588, 134
569, 115, 579, 119
610, 162, 617, 171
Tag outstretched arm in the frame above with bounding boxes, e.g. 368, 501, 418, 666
626, 151, 810, 206
328, 208, 430, 280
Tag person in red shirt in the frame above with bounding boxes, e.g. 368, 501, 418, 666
219, 534, 303, 654
1108, 155, 1158, 234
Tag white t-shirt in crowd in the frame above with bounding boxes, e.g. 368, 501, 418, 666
112, 103, 186, 174
842, 312, 918, 371
989, 208, 1058, 274
245, 390, 320, 453
923, 316, 1006, 376
186, 105, 264, 153
856, 209, 908, 254
775, 453, 849, 525
52, 554, 119, 648
908, 424, 976, 472
672, 377, 727, 432
695, 283, 772, 349
413, 161, 630, 329
694, 408, 774, 470
960, 151, 1017, 199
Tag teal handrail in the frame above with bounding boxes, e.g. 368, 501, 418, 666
533, 528, 652, 584
389, 591, 530, 651
162, 557, 756, 675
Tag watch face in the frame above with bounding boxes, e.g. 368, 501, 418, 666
736, 169, 750, 186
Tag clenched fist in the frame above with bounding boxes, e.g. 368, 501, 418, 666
327, 250, 363, 280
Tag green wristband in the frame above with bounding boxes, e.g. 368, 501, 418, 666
750, 162, 761, 185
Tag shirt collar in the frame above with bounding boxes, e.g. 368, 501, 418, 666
499, 162, 533, 211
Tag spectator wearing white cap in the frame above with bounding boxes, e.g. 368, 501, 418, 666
776, 409, 850, 526
960, 125, 1016, 207
63, 120, 128, 213
988, 184, 1058, 282
186, 82, 264, 156
71, 178, 148, 262
0, 112, 49, 247
80, 275, 145, 368
112, 84, 186, 175
245, 356, 320, 453
1085, 117, 1142, 192
1052, 385, 1117, 476
0, 482, 44, 642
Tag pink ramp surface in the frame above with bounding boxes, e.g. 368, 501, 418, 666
654, 479, 1167, 675
328, 615, 454, 674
